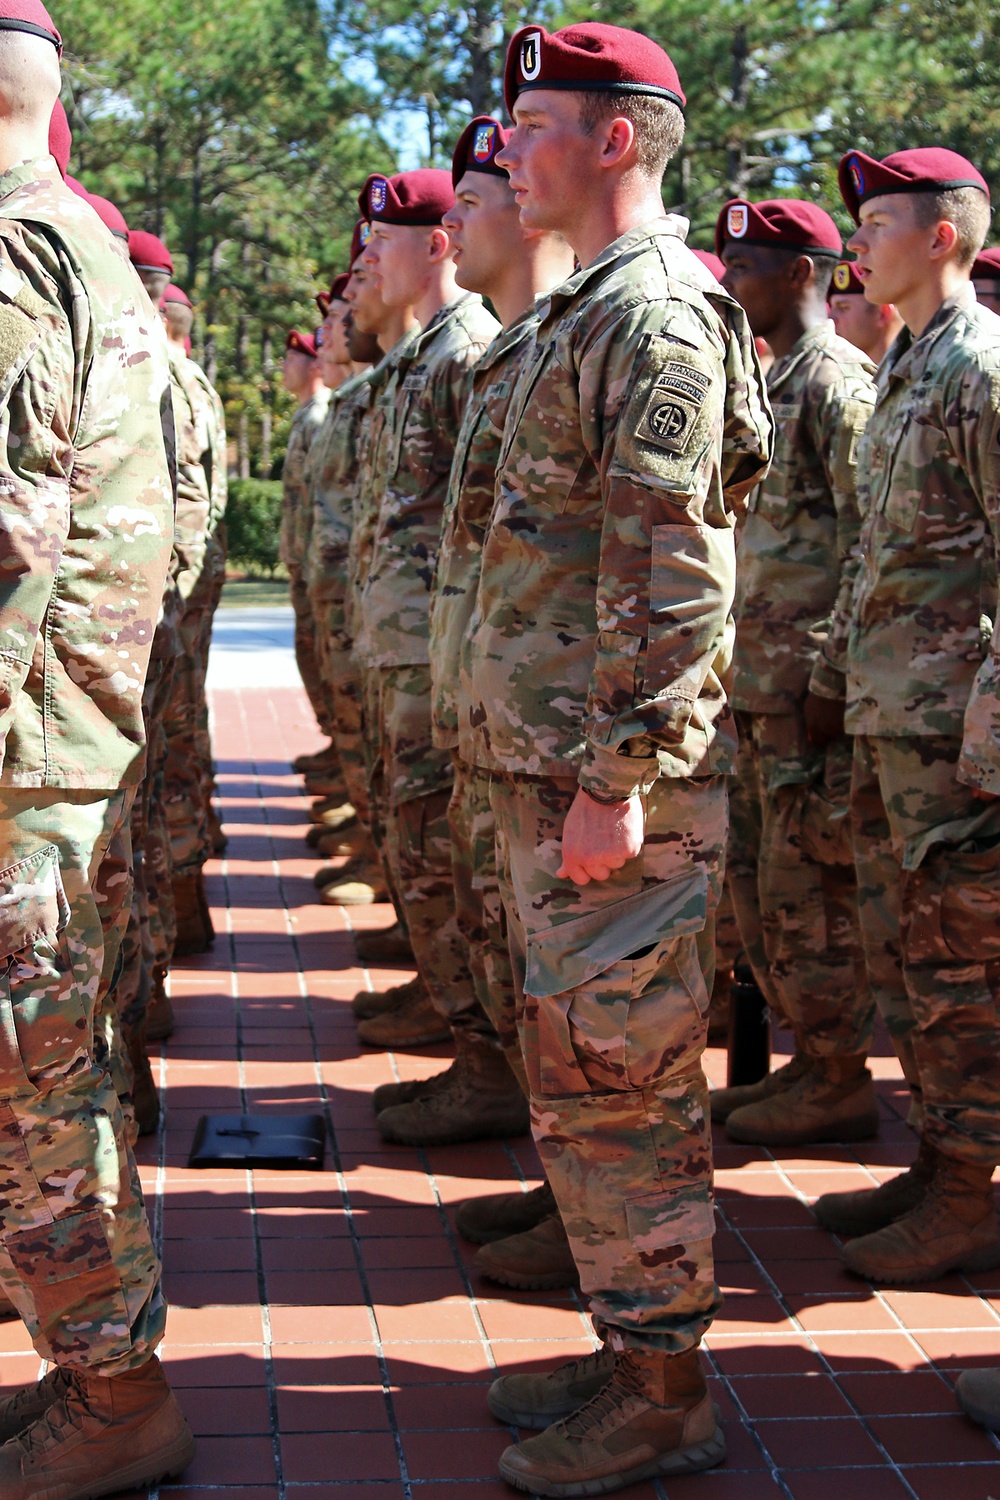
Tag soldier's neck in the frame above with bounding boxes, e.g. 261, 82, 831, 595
766, 298, 827, 361
489, 238, 576, 328
565, 179, 666, 269
0, 124, 49, 176
413, 264, 463, 331
896, 263, 969, 340
377, 307, 418, 354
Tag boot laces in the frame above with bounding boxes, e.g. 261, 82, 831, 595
2, 1367, 73, 1431
558, 1366, 639, 1439
18, 1377, 92, 1460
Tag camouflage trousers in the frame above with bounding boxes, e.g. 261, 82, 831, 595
0, 788, 165, 1373
164, 605, 214, 878
447, 755, 521, 1059
490, 770, 725, 1356
364, 663, 482, 1031
311, 590, 367, 825
290, 569, 334, 739
728, 710, 873, 1058
851, 734, 1000, 1164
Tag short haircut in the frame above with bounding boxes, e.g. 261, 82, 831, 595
576, 90, 684, 181
754, 242, 837, 298
162, 300, 194, 339
911, 186, 991, 269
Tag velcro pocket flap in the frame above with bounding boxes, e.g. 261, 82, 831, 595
0, 845, 69, 963
524, 868, 709, 1001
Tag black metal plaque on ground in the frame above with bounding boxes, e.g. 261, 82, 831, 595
188, 1113, 327, 1170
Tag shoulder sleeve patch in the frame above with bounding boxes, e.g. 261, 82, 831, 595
614, 333, 723, 492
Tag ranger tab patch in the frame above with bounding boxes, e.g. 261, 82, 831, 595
636, 360, 711, 455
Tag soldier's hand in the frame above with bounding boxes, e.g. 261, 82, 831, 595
804, 691, 845, 749
557, 790, 645, 886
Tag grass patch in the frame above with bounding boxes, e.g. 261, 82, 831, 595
219, 577, 292, 610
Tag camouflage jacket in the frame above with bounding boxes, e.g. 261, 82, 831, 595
733, 320, 875, 713
167, 344, 211, 605
303, 369, 372, 621
434, 306, 537, 753
834, 286, 1000, 793
279, 388, 330, 576
465, 217, 773, 795
187, 356, 228, 606
0, 159, 174, 789
346, 327, 420, 648
355, 294, 499, 669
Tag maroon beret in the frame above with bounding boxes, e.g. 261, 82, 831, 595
716, 198, 842, 258
161, 284, 192, 308
691, 248, 725, 281
286, 329, 317, 358
451, 116, 512, 189
328, 272, 350, 303
973, 246, 1000, 281
315, 290, 330, 317
49, 99, 71, 178
830, 260, 865, 296
66, 176, 129, 239
504, 23, 684, 116
358, 169, 454, 227
839, 148, 990, 223
128, 230, 174, 274
0, 0, 60, 51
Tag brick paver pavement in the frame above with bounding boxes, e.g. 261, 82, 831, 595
3, 608, 998, 1499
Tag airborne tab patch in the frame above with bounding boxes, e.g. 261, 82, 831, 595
636, 360, 711, 455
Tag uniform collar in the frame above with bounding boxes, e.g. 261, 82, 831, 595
0, 155, 61, 204
767, 318, 836, 394
535, 214, 690, 330
883, 282, 977, 386
400, 292, 483, 374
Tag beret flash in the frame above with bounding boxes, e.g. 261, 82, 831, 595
691, 248, 725, 281
451, 116, 512, 188
831, 260, 865, 295
286, 329, 317, 358
973, 246, 1000, 280
358, 169, 454, 227
504, 23, 684, 116
128, 230, 174, 274
0, 0, 60, 51
49, 99, 71, 178
350, 219, 371, 266
839, 148, 990, 223
716, 198, 842, 258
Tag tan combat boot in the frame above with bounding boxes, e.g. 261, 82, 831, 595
376, 1041, 529, 1146
356, 991, 450, 1049
0, 1355, 195, 1499
372, 1059, 456, 1114
475, 1213, 580, 1291
172, 871, 213, 956
814, 1138, 938, 1237
317, 822, 370, 860
314, 853, 365, 890
725, 1055, 880, 1146
293, 741, 339, 774
0, 1367, 73, 1443
319, 860, 389, 907
206, 800, 227, 855
352, 975, 427, 1022
309, 798, 356, 831
709, 1052, 810, 1124
355, 922, 414, 965
955, 1368, 1000, 1432
457, 1182, 557, 1245
841, 1154, 1000, 1283
488, 1345, 615, 1429
145, 964, 175, 1043
498, 1346, 724, 1495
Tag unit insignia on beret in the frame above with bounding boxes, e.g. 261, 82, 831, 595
369, 179, 387, 215
359, 222, 372, 246
833, 264, 852, 292
848, 157, 865, 196
473, 124, 497, 163
520, 32, 542, 82
727, 205, 748, 239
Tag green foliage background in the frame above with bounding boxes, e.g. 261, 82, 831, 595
59, 0, 1000, 478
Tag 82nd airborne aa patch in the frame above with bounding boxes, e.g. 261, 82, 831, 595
636, 360, 711, 455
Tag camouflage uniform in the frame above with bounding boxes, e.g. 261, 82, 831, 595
434, 310, 539, 1063
281, 388, 333, 740
465, 219, 772, 1353
356, 295, 498, 1024
187, 358, 228, 826
0, 160, 172, 1372
729, 321, 876, 1057
305, 370, 374, 823
826, 286, 1000, 1163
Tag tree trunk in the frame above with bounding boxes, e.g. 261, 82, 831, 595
467, 1, 498, 114
726, 22, 750, 197
260, 324, 273, 477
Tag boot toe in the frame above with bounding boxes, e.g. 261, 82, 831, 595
956, 1369, 1000, 1431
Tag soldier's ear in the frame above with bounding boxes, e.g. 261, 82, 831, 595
427, 225, 452, 265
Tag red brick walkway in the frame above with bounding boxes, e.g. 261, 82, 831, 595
4, 664, 999, 1499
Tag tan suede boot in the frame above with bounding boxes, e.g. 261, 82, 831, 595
725, 1055, 880, 1146
0, 1355, 195, 1499
457, 1182, 557, 1245
314, 853, 366, 890
956, 1368, 1000, 1432
309, 798, 356, 830
145, 965, 175, 1042
498, 1346, 724, 1495
376, 1041, 530, 1146
355, 922, 414, 965
172, 872, 213, 956
293, 741, 339, 774
475, 1213, 580, 1291
0, 1367, 74, 1444
814, 1138, 938, 1237
206, 800, 227, 855
709, 1052, 810, 1124
372, 1059, 456, 1114
353, 975, 428, 1023
488, 1345, 615, 1429
842, 1155, 1000, 1284
319, 862, 389, 907
318, 822, 370, 860
356, 991, 450, 1049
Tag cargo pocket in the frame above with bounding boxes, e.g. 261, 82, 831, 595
0, 845, 73, 1099
624, 1182, 716, 1274
905, 836, 1000, 966
523, 870, 709, 1096
6, 1208, 130, 1364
